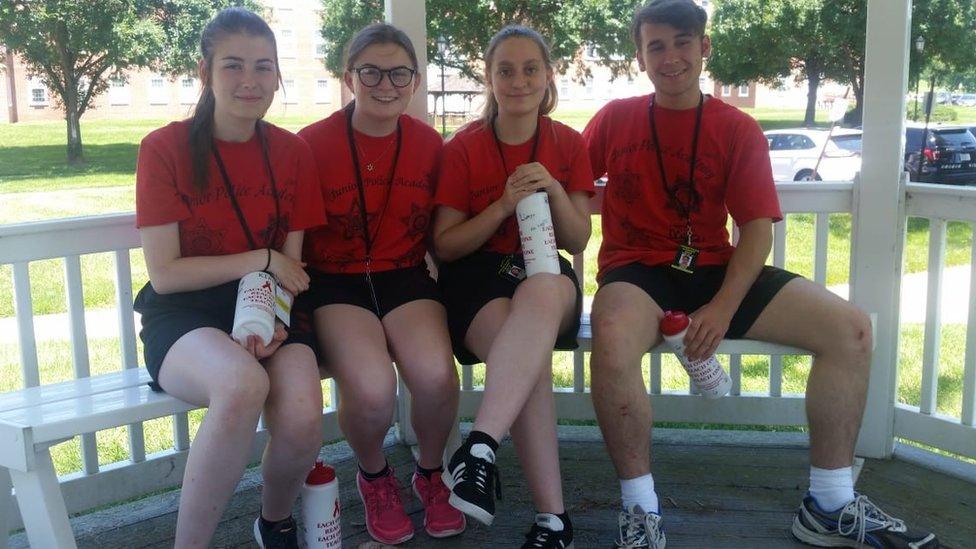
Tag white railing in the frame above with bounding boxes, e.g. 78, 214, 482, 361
0, 214, 345, 528
897, 182, 976, 458
1, 180, 974, 527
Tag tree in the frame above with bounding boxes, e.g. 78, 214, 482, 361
0, 0, 255, 163
709, 0, 856, 127
318, 0, 642, 86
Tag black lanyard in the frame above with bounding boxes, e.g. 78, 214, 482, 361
212, 122, 281, 250
491, 115, 541, 177
648, 92, 704, 245
344, 102, 402, 261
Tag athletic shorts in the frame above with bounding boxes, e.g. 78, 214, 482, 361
133, 279, 314, 392
438, 251, 583, 365
302, 264, 442, 320
599, 263, 800, 339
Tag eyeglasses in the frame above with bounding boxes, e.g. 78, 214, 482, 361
352, 65, 416, 88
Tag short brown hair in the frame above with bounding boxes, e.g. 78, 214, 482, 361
631, 0, 708, 50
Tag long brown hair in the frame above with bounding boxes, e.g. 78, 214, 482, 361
480, 25, 558, 128
189, 7, 281, 191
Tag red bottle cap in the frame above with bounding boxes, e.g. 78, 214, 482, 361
306, 459, 336, 485
659, 310, 689, 336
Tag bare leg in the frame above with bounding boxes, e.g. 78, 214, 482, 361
259, 343, 324, 520
589, 282, 662, 480
467, 273, 576, 440
315, 305, 397, 473
157, 328, 270, 549
509, 366, 564, 514
383, 299, 459, 469
744, 278, 873, 468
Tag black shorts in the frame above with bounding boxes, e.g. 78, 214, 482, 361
599, 262, 800, 338
303, 264, 442, 319
438, 251, 583, 365
133, 279, 315, 392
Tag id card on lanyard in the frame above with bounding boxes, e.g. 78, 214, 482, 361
648, 92, 704, 273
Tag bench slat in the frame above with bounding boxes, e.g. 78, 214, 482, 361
0, 369, 149, 414
0, 384, 195, 449
13, 262, 40, 388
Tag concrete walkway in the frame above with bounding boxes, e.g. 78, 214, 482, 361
0, 266, 971, 345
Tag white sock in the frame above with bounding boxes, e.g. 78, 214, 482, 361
809, 466, 855, 512
535, 513, 564, 532
620, 473, 659, 514
469, 442, 496, 463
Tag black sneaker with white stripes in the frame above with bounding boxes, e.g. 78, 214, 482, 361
444, 442, 501, 525
522, 513, 574, 549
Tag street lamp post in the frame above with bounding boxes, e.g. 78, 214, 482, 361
913, 35, 924, 121
437, 37, 447, 135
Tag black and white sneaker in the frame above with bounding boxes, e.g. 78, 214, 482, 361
522, 513, 574, 548
615, 504, 666, 548
253, 515, 299, 549
443, 442, 501, 525
791, 492, 939, 548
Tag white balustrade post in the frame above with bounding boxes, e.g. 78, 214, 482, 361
385, 0, 428, 124
850, 0, 912, 458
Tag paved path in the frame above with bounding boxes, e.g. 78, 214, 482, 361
0, 266, 971, 345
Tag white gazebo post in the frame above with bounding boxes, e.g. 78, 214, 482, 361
851, 0, 912, 458
386, 0, 427, 448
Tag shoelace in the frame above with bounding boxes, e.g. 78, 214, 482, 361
367, 474, 403, 515
423, 475, 451, 505
615, 510, 648, 548
524, 524, 555, 548
459, 457, 502, 500
837, 495, 906, 543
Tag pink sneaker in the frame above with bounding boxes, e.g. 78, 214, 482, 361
412, 471, 467, 538
356, 468, 414, 545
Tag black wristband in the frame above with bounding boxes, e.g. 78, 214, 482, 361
263, 248, 272, 272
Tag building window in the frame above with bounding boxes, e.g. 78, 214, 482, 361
315, 79, 330, 103
278, 29, 296, 58
559, 77, 570, 98
148, 77, 168, 105
585, 77, 594, 97
108, 77, 130, 105
28, 78, 49, 105
283, 79, 298, 104
738, 84, 749, 97
314, 34, 326, 57
180, 77, 198, 104
721, 85, 731, 97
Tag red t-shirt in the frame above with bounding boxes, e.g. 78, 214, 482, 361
299, 111, 443, 273
435, 117, 595, 254
135, 120, 325, 257
583, 94, 782, 280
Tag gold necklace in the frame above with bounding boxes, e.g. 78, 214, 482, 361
355, 136, 397, 172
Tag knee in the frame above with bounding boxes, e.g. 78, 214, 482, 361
341, 382, 396, 424
414, 362, 459, 397
825, 306, 873, 367
272, 407, 323, 456
590, 306, 652, 366
514, 274, 572, 310
211, 366, 270, 421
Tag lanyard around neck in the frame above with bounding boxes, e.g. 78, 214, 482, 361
212, 122, 281, 250
344, 102, 402, 259
491, 115, 541, 177
648, 92, 704, 228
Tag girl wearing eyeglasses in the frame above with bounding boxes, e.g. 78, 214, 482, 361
297, 23, 464, 545
432, 25, 594, 548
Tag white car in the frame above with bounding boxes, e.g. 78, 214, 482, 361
764, 128, 862, 182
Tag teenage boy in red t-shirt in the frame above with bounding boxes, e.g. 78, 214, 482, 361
582, 2, 939, 548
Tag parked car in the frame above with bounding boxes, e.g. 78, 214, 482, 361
764, 128, 862, 182
952, 93, 976, 107
904, 123, 976, 185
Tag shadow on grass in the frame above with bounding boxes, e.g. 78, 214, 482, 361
0, 143, 138, 189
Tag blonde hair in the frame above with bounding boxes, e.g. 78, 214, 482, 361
480, 25, 558, 128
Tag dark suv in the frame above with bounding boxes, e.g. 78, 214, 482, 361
905, 124, 976, 185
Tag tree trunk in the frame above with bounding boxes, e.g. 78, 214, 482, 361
65, 87, 83, 163
804, 72, 821, 127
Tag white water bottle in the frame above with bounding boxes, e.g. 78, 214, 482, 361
302, 460, 341, 548
231, 271, 275, 346
516, 191, 560, 276
660, 310, 732, 399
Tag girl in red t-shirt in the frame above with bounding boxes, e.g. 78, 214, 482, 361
133, 8, 326, 547
433, 25, 594, 546
298, 24, 464, 545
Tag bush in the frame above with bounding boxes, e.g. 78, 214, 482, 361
929, 104, 958, 122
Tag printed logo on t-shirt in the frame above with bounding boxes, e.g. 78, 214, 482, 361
183, 218, 226, 255
399, 203, 430, 238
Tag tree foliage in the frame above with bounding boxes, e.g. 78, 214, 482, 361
318, 0, 642, 85
0, 0, 257, 162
